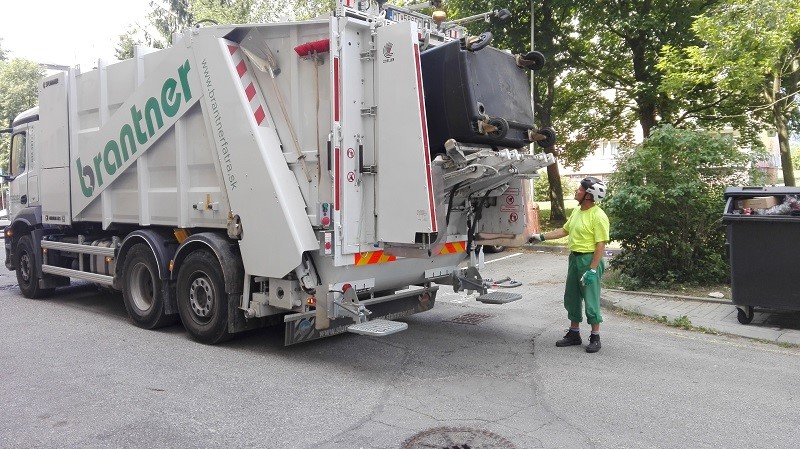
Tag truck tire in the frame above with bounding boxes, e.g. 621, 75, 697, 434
176, 249, 231, 344
121, 244, 179, 329
15, 236, 54, 299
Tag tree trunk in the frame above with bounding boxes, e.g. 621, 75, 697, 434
775, 107, 795, 186
638, 102, 657, 139
770, 72, 795, 186
545, 152, 566, 222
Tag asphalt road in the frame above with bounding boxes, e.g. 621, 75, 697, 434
1, 249, 798, 448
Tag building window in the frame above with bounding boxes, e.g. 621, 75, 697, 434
599, 140, 619, 157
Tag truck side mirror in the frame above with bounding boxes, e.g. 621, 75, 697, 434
0, 173, 14, 183
0, 166, 13, 182
0, 127, 12, 181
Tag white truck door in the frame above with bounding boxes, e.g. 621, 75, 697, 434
7, 130, 30, 217
374, 21, 438, 244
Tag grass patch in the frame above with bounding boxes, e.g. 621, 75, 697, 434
619, 310, 720, 335
537, 200, 575, 233
602, 267, 731, 299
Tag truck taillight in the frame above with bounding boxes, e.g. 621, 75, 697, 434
306, 296, 316, 305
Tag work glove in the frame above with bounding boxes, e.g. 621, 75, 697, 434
528, 233, 545, 244
580, 269, 598, 286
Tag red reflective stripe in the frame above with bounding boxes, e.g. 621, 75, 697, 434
368, 252, 382, 264
334, 147, 340, 211
414, 44, 437, 232
254, 106, 265, 125
245, 82, 256, 101
228, 45, 238, 55
333, 58, 340, 122
236, 60, 247, 77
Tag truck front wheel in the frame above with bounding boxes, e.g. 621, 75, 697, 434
122, 244, 179, 329
15, 236, 53, 299
176, 249, 231, 344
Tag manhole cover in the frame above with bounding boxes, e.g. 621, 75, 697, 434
444, 313, 495, 325
401, 426, 517, 449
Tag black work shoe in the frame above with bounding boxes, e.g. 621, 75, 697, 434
586, 334, 601, 353
556, 330, 582, 347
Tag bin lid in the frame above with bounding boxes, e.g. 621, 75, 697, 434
725, 186, 800, 198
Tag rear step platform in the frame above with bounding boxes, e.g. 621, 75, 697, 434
347, 319, 408, 336
477, 292, 523, 304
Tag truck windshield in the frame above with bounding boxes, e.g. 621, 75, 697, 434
10, 132, 26, 177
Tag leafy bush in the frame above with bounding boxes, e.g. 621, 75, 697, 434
604, 125, 753, 287
534, 174, 575, 202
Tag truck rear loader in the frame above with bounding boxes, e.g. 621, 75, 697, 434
1, 1, 555, 345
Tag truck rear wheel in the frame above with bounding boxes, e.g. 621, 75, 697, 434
122, 244, 178, 329
15, 236, 53, 299
176, 249, 231, 344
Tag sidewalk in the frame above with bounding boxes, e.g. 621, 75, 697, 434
526, 245, 800, 346
601, 289, 800, 346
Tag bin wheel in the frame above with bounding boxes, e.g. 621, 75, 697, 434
516, 51, 546, 71
466, 32, 493, 51
485, 117, 509, 140
736, 306, 754, 324
534, 127, 557, 148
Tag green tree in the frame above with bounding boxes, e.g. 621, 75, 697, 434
660, 0, 800, 186
569, 0, 722, 138
0, 58, 44, 167
0, 38, 7, 61
604, 125, 754, 287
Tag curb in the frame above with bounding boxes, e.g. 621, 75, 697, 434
604, 288, 731, 305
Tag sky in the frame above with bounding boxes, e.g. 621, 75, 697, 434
0, 0, 153, 69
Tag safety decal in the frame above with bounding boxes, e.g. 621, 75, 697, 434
355, 250, 397, 265
438, 241, 466, 255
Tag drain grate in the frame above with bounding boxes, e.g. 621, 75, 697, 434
444, 313, 495, 325
401, 426, 517, 449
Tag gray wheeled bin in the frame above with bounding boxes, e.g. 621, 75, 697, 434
723, 186, 800, 324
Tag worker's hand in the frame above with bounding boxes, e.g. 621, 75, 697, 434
528, 233, 545, 244
580, 269, 597, 286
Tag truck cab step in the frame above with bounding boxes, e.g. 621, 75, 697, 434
347, 319, 408, 337
476, 292, 522, 304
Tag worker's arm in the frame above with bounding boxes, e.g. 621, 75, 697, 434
529, 227, 568, 243
589, 241, 606, 270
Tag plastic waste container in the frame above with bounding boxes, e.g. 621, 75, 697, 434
420, 40, 535, 155
722, 186, 800, 324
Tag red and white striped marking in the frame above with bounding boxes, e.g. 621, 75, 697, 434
413, 43, 437, 232
227, 44, 267, 126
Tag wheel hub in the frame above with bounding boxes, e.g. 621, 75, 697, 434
189, 277, 213, 318
19, 253, 31, 282
130, 263, 154, 311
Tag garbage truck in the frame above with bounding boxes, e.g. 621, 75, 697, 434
0, 0, 555, 345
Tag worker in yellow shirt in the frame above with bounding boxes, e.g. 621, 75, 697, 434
530, 177, 610, 353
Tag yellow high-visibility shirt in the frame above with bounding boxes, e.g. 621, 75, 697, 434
563, 205, 610, 253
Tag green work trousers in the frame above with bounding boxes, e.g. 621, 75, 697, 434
564, 252, 604, 325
